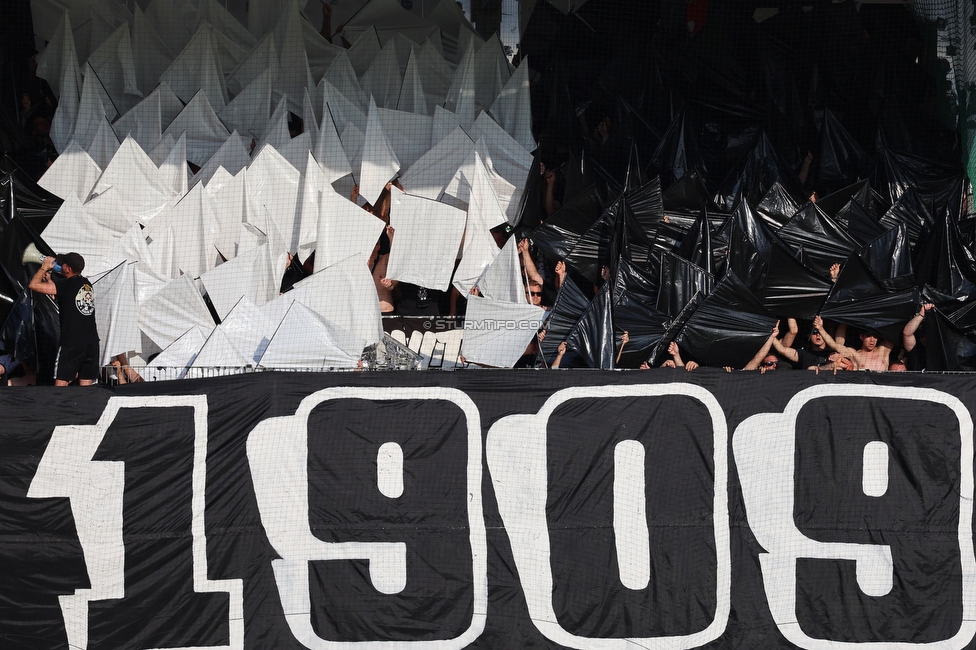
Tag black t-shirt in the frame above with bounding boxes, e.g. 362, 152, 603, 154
796, 346, 831, 369
53, 275, 99, 346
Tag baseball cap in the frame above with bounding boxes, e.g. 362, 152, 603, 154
59, 252, 85, 273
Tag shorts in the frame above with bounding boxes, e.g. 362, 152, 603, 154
55, 342, 100, 382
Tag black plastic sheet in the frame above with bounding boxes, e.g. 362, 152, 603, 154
0, 156, 63, 233
776, 202, 858, 278
727, 210, 769, 300
923, 310, 976, 371
676, 272, 778, 369
755, 182, 799, 231
878, 186, 934, 249
761, 243, 833, 320
649, 108, 702, 188
612, 259, 667, 368
566, 280, 615, 369
530, 185, 604, 262
914, 215, 976, 303
835, 198, 886, 247
818, 107, 869, 190
674, 211, 713, 274
626, 175, 664, 237
819, 286, 919, 345
539, 277, 590, 365
859, 225, 914, 291
656, 253, 713, 320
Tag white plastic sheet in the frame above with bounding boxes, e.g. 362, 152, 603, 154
138, 274, 215, 350
259, 300, 364, 369
93, 261, 142, 364
245, 144, 302, 251
38, 140, 101, 202
462, 294, 545, 367
386, 190, 466, 291
477, 234, 526, 304
314, 186, 386, 270
200, 242, 279, 319
161, 90, 231, 166
359, 98, 401, 205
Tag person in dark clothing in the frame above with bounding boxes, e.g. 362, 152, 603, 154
28, 252, 100, 386
772, 318, 831, 369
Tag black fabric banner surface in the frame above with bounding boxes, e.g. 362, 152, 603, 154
2, 370, 975, 649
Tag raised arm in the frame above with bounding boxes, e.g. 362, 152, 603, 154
782, 317, 798, 348
903, 303, 934, 352
615, 331, 629, 364
743, 321, 779, 370
814, 316, 856, 358
27, 257, 57, 295
518, 239, 544, 286
552, 341, 568, 369
770, 323, 800, 364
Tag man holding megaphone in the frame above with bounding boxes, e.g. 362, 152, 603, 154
27, 251, 99, 386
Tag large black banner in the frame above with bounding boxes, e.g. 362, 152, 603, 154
1, 370, 974, 649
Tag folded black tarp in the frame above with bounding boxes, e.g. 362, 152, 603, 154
566, 280, 615, 369
676, 272, 778, 369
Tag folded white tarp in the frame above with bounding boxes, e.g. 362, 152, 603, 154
158, 132, 189, 198
476, 234, 526, 304
226, 31, 280, 96
35, 11, 81, 104
291, 253, 383, 345
89, 222, 156, 277
445, 38, 477, 127
452, 152, 506, 293
361, 41, 402, 110
399, 125, 473, 200
215, 296, 277, 364
200, 242, 279, 320
470, 111, 532, 191
186, 325, 254, 372
417, 38, 454, 110
488, 57, 536, 154
342, 0, 435, 48
359, 98, 401, 205
132, 3, 176, 94
41, 192, 122, 265
159, 23, 228, 109
245, 144, 302, 251
259, 300, 364, 369
345, 26, 382, 77
386, 189, 466, 291
91, 135, 175, 224
38, 140, 101, 202
145, 183, 218, 279
86, 21, 143, 114
86, 116, 122, 171
325, 50, 370, 113
49, 43, 80, 154
377, 107, 432, 170
472, 34, 511, 111
206, 166, 247, 259
93, 261, 142, 365
113, 82, 184, 154
145, 325, 208, 381
192, 129, 250, 188
139, 274, 215, 350
219, 67, 275, 139
148, 133, 177, 166
315, 108, 353, 182
462, 294, 545, 367
73, 65, 116, 153
315, 186, 386, 269
161, 90, 231, 166
397, 48, 428, 115
146, 0, 193, 57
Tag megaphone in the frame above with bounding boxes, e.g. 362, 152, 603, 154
22, 244, 62, 274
